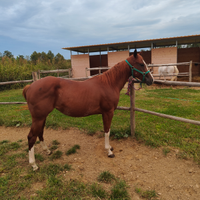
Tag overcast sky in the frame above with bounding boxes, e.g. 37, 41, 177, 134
0, 0, 200, 59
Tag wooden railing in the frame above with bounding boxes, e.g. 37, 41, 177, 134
148, 61, 192, 82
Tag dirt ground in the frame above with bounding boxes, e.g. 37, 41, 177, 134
1, 126, 200, 200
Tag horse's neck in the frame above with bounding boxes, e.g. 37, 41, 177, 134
101, 61, 130, 92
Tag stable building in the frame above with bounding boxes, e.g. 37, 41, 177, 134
63, 34, 200, 79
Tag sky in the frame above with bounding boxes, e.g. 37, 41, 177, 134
0, 0, 200, 59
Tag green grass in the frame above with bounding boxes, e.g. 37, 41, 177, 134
2, 84, 200, 199
162, 147, 171, 156
66, 144, 80, 156
1, 86, 200, 164
90, 183, 108, 199
0, 140, 130, 199
135, 187, 158, 199
35, 153, 45, 162
52, 140, 60, 145
49, 150, 63, 160
110, 180, 130, 200
97, 171, 116, 183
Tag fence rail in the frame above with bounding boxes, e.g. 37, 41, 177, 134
38, 68, 72, 79
148, 62, 191, 67
85, 67, 110, 77
0, 102, 27, 105
0, 79, 33, 86
148, 61, 192, 82
154, 80, 200, 87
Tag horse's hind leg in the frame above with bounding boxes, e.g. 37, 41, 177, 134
28, 118, 46, 171
38, 119, 51, 155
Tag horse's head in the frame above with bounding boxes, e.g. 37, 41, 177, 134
126, 49, 154, 86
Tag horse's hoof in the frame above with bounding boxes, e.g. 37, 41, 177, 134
48, 150, 52, 155
108, 154, 115, 158
32, 165, 39, 171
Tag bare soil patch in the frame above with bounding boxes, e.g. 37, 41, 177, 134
1, 126, 200, 199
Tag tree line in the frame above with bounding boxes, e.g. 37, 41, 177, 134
0, 50, 70, 66
0, 50, 71, 90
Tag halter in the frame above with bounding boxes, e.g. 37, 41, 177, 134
125, 60, 150, 83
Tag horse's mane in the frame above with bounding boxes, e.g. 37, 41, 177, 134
96, 60, 128, 85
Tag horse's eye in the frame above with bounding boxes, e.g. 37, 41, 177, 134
140, 64, 144, 67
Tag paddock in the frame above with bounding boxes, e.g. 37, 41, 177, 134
1, 72, 200, 134
1, 74, 200, 199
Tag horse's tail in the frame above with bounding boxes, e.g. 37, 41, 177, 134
23, 85, 31, 100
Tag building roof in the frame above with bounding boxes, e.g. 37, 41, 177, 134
62, 34, 200, 53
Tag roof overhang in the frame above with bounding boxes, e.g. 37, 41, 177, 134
62, 34, 200, 53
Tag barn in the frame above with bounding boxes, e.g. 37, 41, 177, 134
63, 34, 200, 79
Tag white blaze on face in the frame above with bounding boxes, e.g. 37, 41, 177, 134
143, 59, 154, 80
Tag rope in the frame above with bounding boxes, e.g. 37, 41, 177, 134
125, 78, 142, 96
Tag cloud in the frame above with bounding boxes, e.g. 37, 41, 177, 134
0, 0, 200, 58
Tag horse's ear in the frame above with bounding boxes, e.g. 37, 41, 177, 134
134, 49, 137, 58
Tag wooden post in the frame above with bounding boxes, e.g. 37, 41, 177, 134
32, 72, 38, 82
189, 61, 192, 82
85, 68, 88, 77
37, 70, 40, 79
130, 79, 135, 137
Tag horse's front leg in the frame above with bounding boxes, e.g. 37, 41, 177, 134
105, 129, 114, 157
102, 111, 115, 158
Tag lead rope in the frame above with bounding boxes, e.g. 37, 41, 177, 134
125, 77, 142, 96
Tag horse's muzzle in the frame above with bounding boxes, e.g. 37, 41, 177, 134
145, 77, 154, 86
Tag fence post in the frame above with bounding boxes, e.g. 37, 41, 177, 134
32, 72, 38, 82
37, 70, 40, 79
69, 68, 72, 78
189, 61, 192, 82
130, 80, 135, 137
85, 68, 88, 77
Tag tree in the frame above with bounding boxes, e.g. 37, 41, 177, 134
40, 51, 48, 62
3, 50, 14, 58
47, 50, 54, 62
55, 53, 64, 64
30, 51, 40, 64
17, 55, 24, 59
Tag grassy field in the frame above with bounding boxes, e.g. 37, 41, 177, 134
0, 85, 200, 199
0, 85, 200, 159
0, 139, 132, 200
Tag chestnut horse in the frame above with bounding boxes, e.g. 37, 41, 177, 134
23, 49, 153, 171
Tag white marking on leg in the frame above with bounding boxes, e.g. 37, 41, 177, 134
40, 141, 51, 155
29, 146, 38, 171
105, 130, 113, 156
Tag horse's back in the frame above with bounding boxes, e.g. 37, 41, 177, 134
26, 76, 118, 118
55, 77, 118, 117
